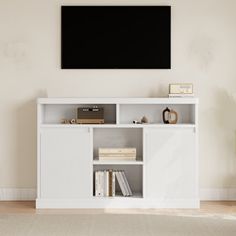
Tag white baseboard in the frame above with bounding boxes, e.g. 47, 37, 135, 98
0, 188, 236, 201
36, 198, 199, 209
0, 188, 36, 201
200, 188, 236, 201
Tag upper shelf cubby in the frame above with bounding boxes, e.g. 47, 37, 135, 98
118, 104, 196, 125
40, 104, 116, 125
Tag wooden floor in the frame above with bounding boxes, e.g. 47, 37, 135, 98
0, 201, 236, 215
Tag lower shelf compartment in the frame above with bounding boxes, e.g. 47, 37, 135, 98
93, 165, 143, 198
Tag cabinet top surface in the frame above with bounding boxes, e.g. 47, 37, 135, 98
37, 97, 198, 105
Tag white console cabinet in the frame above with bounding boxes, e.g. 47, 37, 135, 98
37, 98, 199, 208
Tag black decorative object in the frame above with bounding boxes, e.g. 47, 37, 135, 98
162, 107, 178, 124
162, 107, 170, 124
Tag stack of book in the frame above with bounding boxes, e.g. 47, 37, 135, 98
95, 170, 132, 197
98, 148, 136, 161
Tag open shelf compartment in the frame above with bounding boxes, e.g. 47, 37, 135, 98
93, 165, 143, 198
119, 104, 196, 125
40, 104, 116, 125
93, 128, 143, 162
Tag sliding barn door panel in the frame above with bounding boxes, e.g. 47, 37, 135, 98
145, 128, 197, 199
40, 128, 91, 198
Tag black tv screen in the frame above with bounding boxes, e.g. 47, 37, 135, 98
61, 6, 171, 69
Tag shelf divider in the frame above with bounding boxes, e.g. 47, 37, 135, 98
116, 103, 120, 124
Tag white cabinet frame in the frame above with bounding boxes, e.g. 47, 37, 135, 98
37, 97, 199, 209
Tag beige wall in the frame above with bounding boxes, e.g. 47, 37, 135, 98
0, 0, 236, 189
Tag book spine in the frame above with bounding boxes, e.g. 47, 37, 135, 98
115, 171, 126, 196
99, 153, 136, 156
109, 170, 112, 197
106, 170, 109, 197
99, 154, 136, 158
119, 171, 129, 196
100, 171, 104, 197
99, 156, 136, 161
103, 170, 106, 197
99, 148, 136, 154
95, 171, 98, 197
97, 171, 102, 197
112, 171, 116, 197
121, 171, 132, 196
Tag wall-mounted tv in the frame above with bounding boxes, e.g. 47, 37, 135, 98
61, 6, 171, 69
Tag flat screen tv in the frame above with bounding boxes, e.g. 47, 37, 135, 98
61, 6, 171, 69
